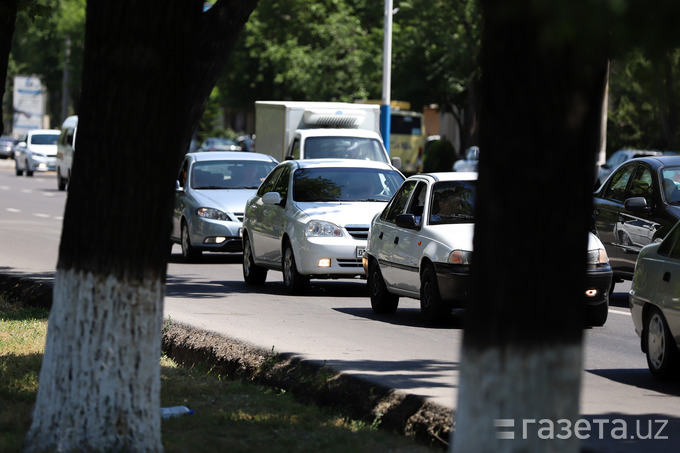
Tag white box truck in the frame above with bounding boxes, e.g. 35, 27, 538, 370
254, 101, 401, 169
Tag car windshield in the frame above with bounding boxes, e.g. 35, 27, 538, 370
31, 134, 58, 145
293, 167, 404, 202
192, 160, 276, 189
429, 181, 476, 224
304, 137, 388, 163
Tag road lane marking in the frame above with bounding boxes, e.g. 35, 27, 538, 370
6, 208, 21, 213
610, 308, 631, 316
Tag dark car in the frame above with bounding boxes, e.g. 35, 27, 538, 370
595, 149, 663, 188
0, 135, 18, 159
592, 155, 680, 284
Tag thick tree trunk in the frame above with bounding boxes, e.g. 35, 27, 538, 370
0, 0, 18, 136
452, 2, 609, 452
24, 1, 257, 451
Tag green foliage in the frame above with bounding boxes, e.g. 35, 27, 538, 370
422, 138, 456, 172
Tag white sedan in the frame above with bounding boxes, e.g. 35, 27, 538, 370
241, 159, 405, 292
364, 172, 612, 325
630, 220, 680, 379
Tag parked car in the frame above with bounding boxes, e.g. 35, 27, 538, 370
452, 146, 479, 172
241, 159, 405, 292
365, 172, 612, 325
629, 219, 680, 379
197, 137, 241, 152
171, 151, 278, 262
56, 115, 78, 191
596, 149, 663, 188
14, 129, 60, 176
0, 135, 18, 159
592, 155, 680, 285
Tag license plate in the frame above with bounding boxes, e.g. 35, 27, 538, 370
355, 247, 366, 258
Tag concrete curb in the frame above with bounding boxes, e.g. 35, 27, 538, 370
0, 274, 452, 450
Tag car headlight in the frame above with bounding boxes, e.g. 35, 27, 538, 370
587, 248, 609, 265
305, 220, 343, 237
196, 208, 229, 221
448, 250, 472, 264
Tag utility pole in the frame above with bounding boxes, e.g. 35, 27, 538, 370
381, 0, 393, 154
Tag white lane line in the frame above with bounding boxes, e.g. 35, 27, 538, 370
6, 208, 21, 213
610, 308, 631, 316
34, 213, 50, 218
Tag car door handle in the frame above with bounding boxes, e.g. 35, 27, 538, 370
378, 232, 383, 240
394, 236, 399, 245
663, 271, 671, 282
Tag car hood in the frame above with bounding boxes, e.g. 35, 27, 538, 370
295, 201, 388, 226
192, 189, 256, 213
28, 144, 57, 156
424, 223, 476, 250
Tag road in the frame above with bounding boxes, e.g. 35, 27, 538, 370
1, 159, 679, 451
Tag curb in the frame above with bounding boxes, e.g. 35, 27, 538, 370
0, 274, 452, 450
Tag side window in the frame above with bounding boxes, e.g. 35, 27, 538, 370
659, 222, 680, 258
290, 139, 301, 159
177, 159, 189, 188
381, 180, 417, 222
627, 166, 653, 203
604, 165, 635, 202
257, 166, 283, 196
407, 182, 427, 223
273, 165, 291, 199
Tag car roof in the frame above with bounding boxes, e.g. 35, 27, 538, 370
284, 158, 400, 171
188, 151, 277, 163
408, 171, 478, 182
299, 129, 383, 139
27, 129, 60, 135
627, 155, 680, 168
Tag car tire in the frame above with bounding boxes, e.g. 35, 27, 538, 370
180, 221, 201, 262
57, 171, 66, 191
242, 234, 267, 285
15, 165, 23, 176
368, 259, 398, 314
586, 300, 608, 327
645, 307, 680, 379
282, 242, 308, 293
420, 263, 448, 324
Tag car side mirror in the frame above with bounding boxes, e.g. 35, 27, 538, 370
395, 213, 419, 230
624, 197, 652, 213
262, 191, 283, 205
391, 156, 402, 170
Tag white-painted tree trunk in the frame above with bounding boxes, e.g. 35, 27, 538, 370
452, 343, 582, 453
25, 268, 164, 452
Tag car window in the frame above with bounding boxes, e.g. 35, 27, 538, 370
290, 139, 301, 159
658, 222, 680, 258
381, 180, 417, 222
407, 182, 427, 223
257, 165, 284, 196
178, 159, 189, 188
429, 181, 476, 224
627, 166, 653, 203
292, 167, 403, 202
272, 165, 291, 199
603, 165, 635, 202
303, 137, 388, 163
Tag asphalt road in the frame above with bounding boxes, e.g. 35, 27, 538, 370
2, 159, 679, 452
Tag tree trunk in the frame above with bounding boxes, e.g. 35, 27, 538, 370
0, 0, 18, 136
24, 1, 258, 451
452, 2, 609, 452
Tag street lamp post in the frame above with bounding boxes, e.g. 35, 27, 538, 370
381, 0, 393, 155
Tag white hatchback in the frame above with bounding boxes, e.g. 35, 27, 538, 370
241, 159, 404, 292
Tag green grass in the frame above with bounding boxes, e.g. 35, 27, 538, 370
0, 295, 438, 453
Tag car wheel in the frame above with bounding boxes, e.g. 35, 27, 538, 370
586, 300, 608, 327
180, 221, 201, 262
57, 171, 66, 191
420, 263, 448, 324
15, 164, 23, 176
620, 231, 632, 246
368, 259, 398, 314
282, 242, 308, 293
242, 234, 267, 285
645, 307, 680, 379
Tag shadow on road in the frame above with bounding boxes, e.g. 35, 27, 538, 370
334, 306, 465, 330
586, 368, 680, 397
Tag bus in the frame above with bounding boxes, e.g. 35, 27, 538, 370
389, 109, 425, 174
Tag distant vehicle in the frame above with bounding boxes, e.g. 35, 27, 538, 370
236, 134, 256, 152
171, 151, 278, 262
389, 110, 425, 174
592, 155, 680, 283
453, 146, 479, 172
365, 172, 612, 325
197, 137, 241, 152
254, 101, 400, 168
596, 149, 663, 188
0, 135, 19, 159
14, 129, 60, 176
56, 115, 78, 191
630, 219, 680, 379
241, 159, 405, 292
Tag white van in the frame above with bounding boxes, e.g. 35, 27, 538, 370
56, 115, 78, 191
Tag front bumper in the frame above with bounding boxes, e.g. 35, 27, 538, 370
433, 262, 471, 307
584, 264, 612, 306
191, 218, 243, 252
293, 235, 366, 277
30, 156, 56, 171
